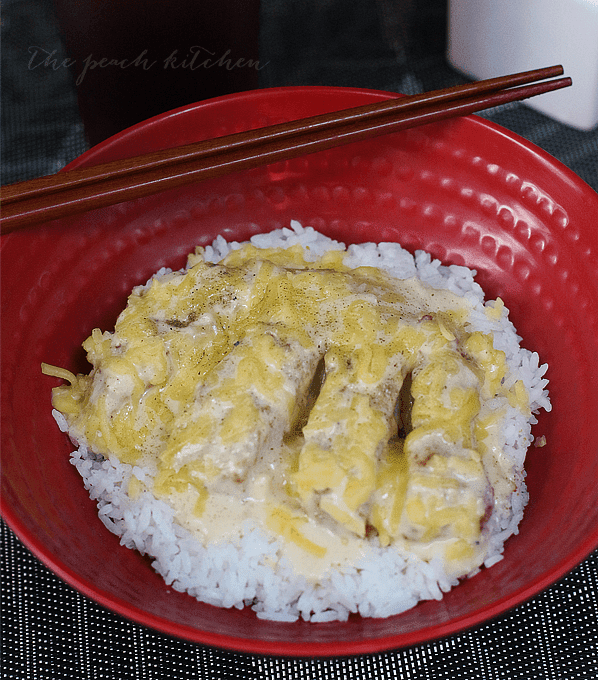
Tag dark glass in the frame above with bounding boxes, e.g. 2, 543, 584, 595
52, 0, 261, 146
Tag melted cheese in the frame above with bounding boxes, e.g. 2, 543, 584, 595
44, 241, 530, 582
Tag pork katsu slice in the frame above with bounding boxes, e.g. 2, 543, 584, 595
394, 349, 491, 563
292, 344, 408, 537
157, 323, 323, 492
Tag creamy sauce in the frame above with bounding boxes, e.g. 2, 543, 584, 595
45, 242, 530, 582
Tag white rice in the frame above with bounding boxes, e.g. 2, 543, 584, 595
60, 220, 550, 622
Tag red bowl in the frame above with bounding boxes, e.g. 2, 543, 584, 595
2, 86, 598, 656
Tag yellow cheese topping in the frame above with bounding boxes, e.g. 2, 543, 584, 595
43, 241, 530, 581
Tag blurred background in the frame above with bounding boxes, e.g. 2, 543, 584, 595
2, 0, 596, 187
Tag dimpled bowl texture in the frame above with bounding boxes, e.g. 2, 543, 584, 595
2, 87, 597, 656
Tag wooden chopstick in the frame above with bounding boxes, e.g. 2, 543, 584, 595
0, 66, 571, 235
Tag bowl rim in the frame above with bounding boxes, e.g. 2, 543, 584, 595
61, 84, 598, 198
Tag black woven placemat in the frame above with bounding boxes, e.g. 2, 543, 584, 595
2, 1, 597, 678
2, 523, 597, 679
